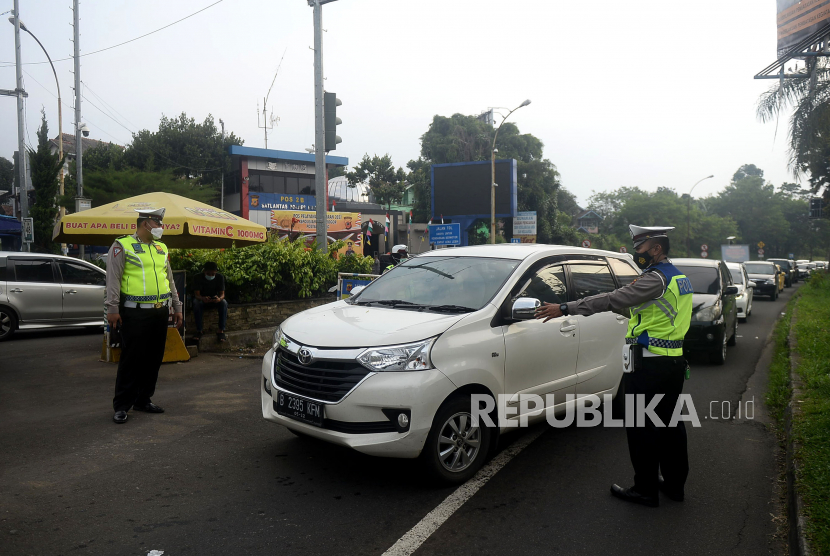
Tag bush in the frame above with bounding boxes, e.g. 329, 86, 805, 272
170, 236, 373, 303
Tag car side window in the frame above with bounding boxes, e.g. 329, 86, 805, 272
11, 259, 56, 283
515, 264, 568, 305
720, 263, 732, 287
570, 264, 617, 299
608, 257, 639, 286
58, 261, 106, 286
0, 257, 6, 281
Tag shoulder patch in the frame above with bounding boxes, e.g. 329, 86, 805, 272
676, 277, 694, 295
113, 246, 123, 258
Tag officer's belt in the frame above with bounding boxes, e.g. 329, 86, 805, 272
625, 337, 683, 349
123, 299, 170, 309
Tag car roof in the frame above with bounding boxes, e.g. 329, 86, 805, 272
413, 243, 634, 261
670, 257, 721, 267
0, 251, 102, 266
725, 262, 744, 269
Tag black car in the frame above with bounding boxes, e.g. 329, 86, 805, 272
672, 258, 739, 365
767, 258, 794, 287
744, 261, 780, 300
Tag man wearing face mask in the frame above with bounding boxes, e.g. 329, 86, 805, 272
535, 225, 693, 508
192, 261, 227, 343
105, 208, 183, 424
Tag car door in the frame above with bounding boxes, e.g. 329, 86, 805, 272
569, 261, 627, 398
503, 262, 579, 415
57, 260, 107, 322
7, 258, 63, 324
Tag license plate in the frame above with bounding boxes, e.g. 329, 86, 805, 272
275, 391, 324, 427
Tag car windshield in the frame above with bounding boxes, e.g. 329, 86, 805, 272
675, 265, 720, 294
352, 256, 520, 311
727, 267, 744, 284
744, 263, 775, 275
769, 259, 789, 270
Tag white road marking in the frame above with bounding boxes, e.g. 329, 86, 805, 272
381, 427, 546, 556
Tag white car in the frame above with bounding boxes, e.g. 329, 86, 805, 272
261, 245, 640, 483
725, 262, 754, 322
796, 260, 812, 278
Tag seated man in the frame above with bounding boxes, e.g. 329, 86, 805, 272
192, 261, 227, 342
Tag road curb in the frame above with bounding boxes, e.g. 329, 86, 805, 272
784, 304, 812, 556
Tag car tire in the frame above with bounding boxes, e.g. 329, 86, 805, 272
0, 307, 17, 341
709, 330, 727, 365
421, 396, 492, 485
727, 319, 737, 346
772, 289, 779, 301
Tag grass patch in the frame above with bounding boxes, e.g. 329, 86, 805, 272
792, 273, 830, 553
765, 304, 793, 428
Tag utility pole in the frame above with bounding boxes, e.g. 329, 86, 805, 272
12, 0, 29, 251
312, 0, 327, 251
219, 119, 225, 210
73, 0, 84, 259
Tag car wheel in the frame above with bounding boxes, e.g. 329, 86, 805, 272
773, 289, 779, 301
0, 307, 17, 341
709, 330, 727, 365
727, 319, 737, 346
421, 396, 492, 485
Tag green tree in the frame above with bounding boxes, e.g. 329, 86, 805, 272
122, 113, 243, 199
0, 156, 13, 194
27, 110, 64, 253
347, 154, 406, 211
73, 168, 215, 207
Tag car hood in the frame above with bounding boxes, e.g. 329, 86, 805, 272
280, 300, 468, 348
747, 273, 775, 281
691, 293, 719, 312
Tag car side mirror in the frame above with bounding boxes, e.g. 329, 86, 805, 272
512, 297, 541, 320
724, 286, 738, 296
746, 281, 756, 288
349, 285, 367, 296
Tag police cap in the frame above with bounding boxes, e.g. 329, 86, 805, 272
629, 224, 675, 248
135, 207, 165, 224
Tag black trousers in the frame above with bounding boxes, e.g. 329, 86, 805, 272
113, 307, 169, 412
623, 355, 689, 498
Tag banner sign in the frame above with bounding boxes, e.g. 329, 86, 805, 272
250, 193, 316, 211
721, 244, 751, 263
513, 211, 537, 236
271, 210, 362, 256
777, 0, 830, 55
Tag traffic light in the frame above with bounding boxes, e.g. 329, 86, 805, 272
324, 92, 342, 152
810, 197, 823, 219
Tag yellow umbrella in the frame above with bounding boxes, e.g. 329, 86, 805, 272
53, 192, 267, 248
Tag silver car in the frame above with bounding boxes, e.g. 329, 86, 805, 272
0, 251, 106, 341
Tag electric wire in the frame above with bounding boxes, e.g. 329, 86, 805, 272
0, 0, 225, 68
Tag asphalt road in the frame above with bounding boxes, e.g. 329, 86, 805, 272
0, 285, 796, 556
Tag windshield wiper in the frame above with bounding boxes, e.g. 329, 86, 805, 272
425, 304, 477, 313
375, 299, 427, 308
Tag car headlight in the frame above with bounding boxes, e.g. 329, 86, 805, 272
273, 326, 285, 351
693, 302, 721, 322
357, 337, 436, 372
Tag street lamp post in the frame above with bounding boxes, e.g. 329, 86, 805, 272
9, 17, 65, 252
490, 99, 531, 244
686, 174, 713, 256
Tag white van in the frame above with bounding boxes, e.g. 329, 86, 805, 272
261, 244, 639, 482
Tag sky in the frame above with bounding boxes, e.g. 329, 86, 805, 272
0, 0, 799, 206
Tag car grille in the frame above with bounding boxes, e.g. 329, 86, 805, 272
274, 348, 370, 403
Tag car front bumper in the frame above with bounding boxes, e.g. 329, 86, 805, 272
683, 321, 725, 352
260, 348, 457, 458
753, 282, 777, 296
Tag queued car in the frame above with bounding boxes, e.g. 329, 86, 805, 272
725, 262, 754, 322
773, 264, 786, 292
0, 252, 106, 341
261, 244, 642, 483
796, 260, 812, 279
744, 261, 781, 300
767, 258, 794, 287
815, 261, 827, 270
671, 259, 739, 365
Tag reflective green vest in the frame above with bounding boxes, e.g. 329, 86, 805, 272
116, 235, 171, 304
626, 261, 693, 356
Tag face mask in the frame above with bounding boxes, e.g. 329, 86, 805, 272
635, 248, 655, 270
204, 274, 215, 281
149, 225, 164, 240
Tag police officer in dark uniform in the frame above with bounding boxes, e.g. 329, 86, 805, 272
535, 225, 693, 507
105, 208, 183, 424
